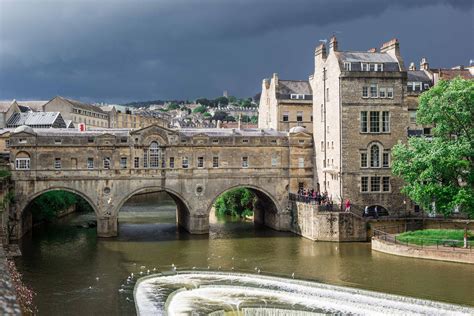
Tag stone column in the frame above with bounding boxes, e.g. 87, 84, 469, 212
97, 216, 118, 237
179, 214, 209, 234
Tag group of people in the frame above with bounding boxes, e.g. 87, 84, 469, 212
296, 188, 334, 209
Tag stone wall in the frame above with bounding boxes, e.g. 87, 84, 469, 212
372, 238, 474, 264
291, 202, 367, 241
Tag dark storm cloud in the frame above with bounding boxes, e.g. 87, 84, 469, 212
0, 0, 473, 102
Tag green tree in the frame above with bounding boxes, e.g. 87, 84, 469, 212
192, 105, 207, 114
203, 112, 212, 119
250, 115, 258, 124
167, 103, 180, 110
214, 188, 256, 218
392, 77, 474, 217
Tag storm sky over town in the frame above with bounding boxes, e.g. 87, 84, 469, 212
1, 0, 473, 103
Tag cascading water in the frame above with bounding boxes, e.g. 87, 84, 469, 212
134, 271, 474, 315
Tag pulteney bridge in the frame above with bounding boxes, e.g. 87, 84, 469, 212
7, 124, 314, 238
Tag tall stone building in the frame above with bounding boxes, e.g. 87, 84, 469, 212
258, 73, 313, 132
310, 37, 408, 213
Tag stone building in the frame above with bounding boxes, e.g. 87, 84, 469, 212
103, 105, 171, 129
310, 37, 408, 213
258, 73, 313, 132
44, 96, 109, 128
7, 112, 67, 129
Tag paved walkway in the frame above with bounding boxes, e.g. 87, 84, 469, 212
0, 245, 21, 315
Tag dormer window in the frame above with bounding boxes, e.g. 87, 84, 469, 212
361, 63, 383, 71
290, 94, 305, 100
344, 62, 351, 71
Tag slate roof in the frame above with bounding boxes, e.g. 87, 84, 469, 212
277, 80, 312, 95
338, 51, 398, 63
7, 112, 64, 128
434, 69, 473, 80
55, 96, 107, 114
16, 101, 48, 111
407, 70, 431, 83
32, 128, 130, 137
180, 128, 286, 137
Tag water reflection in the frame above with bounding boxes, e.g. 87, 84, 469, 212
14, 192, 474, 315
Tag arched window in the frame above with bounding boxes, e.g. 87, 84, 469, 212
15, 152, 31, 170
370, 144, 380, 168
149, 142, 160, 168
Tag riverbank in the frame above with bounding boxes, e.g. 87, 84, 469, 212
0, 244, 21, 315
372, 235, 474, 264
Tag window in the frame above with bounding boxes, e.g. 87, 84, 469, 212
379, 87, 386, 98
320, 104, 324, 121
382, 111, 390, 132
182, 157, 189, 168
212, 139, 219, 144
423, 128, 431, 136
360, 111, 368, 133
120, 157, 127, 169
370, 176, 381, 192
387, 87, 393, 98
409, 111, 417, 124
382, 152, 390, 168
242, 139, 249, 144
197, 156, 204, 168
362, 86, 369, 98
88, 138, 94, 143
103, 157, 111, 169
19, 138, 27, 144
290, 94, 305, 99
321, 141, 324, 151
360, 152, 368, 168
361, 63, 369, 71
361, 176, 369, 192
326, 88, 329, 102
370, 111, 380, 133
54, 139, 62, 144
344, 62, 351, 71
271, 156, 278, 167
213, 156, 219, 168
242, 156, 249, 168
54, 158, 61, 169
5, 140, 9, 147
298, 157, 304, 168
169, 157, 175, 168
370, 144, 380, 167
87, 158, 94, 169
369, 63, 375, 71
15, 158, 30, 170
296, 111, 303, 122
298, 139, 305, 144
382, 177, 390, 192
134, 157, 139, 168
370, 84, 378, 98
149, 142, 160, 168
282, 111, 289, 122
143, 148, 148, 168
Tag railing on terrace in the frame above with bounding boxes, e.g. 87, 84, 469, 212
373, 228, 473, 252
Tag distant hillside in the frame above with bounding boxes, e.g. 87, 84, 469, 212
122, 100, 189, 107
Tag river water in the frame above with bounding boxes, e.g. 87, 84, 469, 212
15, 193, 474, 315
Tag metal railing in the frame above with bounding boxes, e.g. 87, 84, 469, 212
288, 193, 339, 211
373, 228, 473, 252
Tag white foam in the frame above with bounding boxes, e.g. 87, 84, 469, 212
134, 271, 474, 315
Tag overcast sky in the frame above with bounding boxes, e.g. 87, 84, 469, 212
1, 0, 473, 103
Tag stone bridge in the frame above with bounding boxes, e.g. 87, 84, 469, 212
7, 125, 314, 238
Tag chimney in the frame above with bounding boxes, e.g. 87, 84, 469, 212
367, 48, 377, 53
420, 57, 429, 70
217, 120, 221, 128
380, 38, 404, 70
329, 36, 338, 52
272, 73, 279, 86
315, 42, 327, 60
262, 78, 270, 89
238, 114, 242, 130
409, 62, 416, 71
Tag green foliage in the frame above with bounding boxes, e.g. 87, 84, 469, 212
215, 96, 229, 106
167, 103, 180, 110
0, 169, 11, 178
250, 115, 258, 124
214, 188, 256, 218
192, 105, 207, 114
392, 78, 474, 217
396, 229, 473, 247
28, 190, 92, 222
228, 96, 237, 103
203, 112, 212, 118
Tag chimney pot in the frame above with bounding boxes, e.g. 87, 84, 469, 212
367, 48, 377, 53
409, 62, 416, 71
329, 36, 338, 52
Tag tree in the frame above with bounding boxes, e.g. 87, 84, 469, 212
212, 111, 229, 121
392, 77, 474, 217
167, 103, 180, 110
214, 188, 256, 218
192, 105, 207, 114
250, 115, 258, 124
203, 112, 212, 119
215, 96, 229, 106
195, 98, 210, 107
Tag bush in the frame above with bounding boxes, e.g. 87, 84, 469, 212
28, 191, 92, 222
214, 188, 255, 218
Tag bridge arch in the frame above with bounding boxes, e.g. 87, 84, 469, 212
207, 184, 286, 231
114, 186, 193, 233
16, 186, 99, 239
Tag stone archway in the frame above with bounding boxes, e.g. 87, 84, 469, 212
15, 187, 99, 239
207, 184, 288, 231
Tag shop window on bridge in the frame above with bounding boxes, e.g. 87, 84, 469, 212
103, 157, 111, 169
87, 158, 94, 169
242, 156, 249, 168
120, 157, 127, 169
149, 142, 160, 168
213, 156, 219, 168
15, 157, 30, 170
134, 157, 139, 168
54, 158, 62, 169
182, 157, 189, 169
197, 156, 204, 168
169, 157, 175, 168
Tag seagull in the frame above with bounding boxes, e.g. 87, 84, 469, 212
292, 273, 295, 279
96, 277, 99, 281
